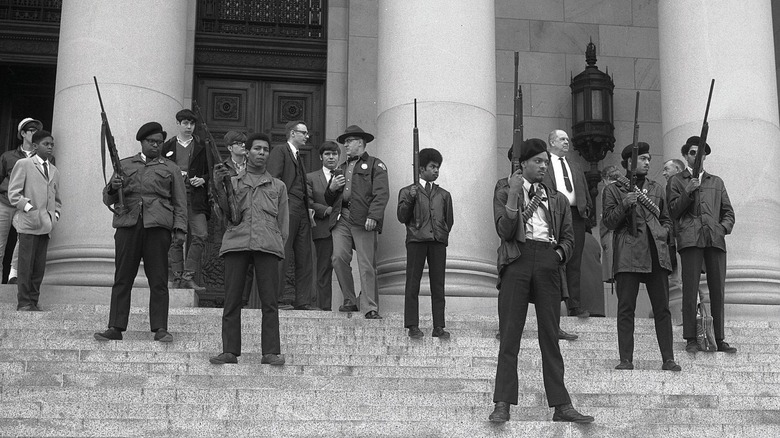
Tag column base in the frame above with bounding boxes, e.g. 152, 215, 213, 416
377, 256, 497, 297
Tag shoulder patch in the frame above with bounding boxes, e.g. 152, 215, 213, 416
377, 162, 386, 171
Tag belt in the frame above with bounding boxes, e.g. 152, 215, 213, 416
520, 239, 555, 248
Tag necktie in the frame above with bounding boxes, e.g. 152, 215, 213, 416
559, 157, 573, 192
42, 161, 49, 180
425, 181, 432, 194
521, 184, 544, 223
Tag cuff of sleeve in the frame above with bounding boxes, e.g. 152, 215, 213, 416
23, 203, 33, 212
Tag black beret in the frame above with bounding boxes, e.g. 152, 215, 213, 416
681, 136, 711, 156
136, 122, 167, 141
620, 142, 651, 160
518, 138, 549, 163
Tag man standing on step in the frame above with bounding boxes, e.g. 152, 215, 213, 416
0, 117, 43, 285
267, 120, 319, 311
8, 130, 60, 311
94, 122, 186, 343
489, 139, 594, 424
543, 129, 593, 318
397, 148, 453, 340
325, 125, 389, 320
162, 109, 209, 292
209, 133, 287, 366
602, 142, 680, 372
667, 136, 736, 354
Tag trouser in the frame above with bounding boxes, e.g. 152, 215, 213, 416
168, 203, 207, 273
314, 236, 334, 310
614, 239, 674, 363
278, 206, 315, 307
494, 240, 571, 407
331, 209, 379, 314
108, 221, 171, 331
0, 202, 19, 279
222, 251, 281, 356
403, 241, 447, 329
16, 233, 49, 309
680, 247, 726, 340
566, 206, 586, 312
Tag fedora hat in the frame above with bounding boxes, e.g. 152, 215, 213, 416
337, 125, 374, 144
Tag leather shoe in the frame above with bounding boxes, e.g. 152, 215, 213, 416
294, 304, 321, 311
569, 308, 590, 318
432, 327, 450, 340
31, 304, 42, 311
8, 276, 17, 285
558, 328, 578, 341
365, 310, 382, 319
154, 329, 173, 342
278, 303, 295, 311
615, 359, 634, 370
662, 359, 682, 371
408, 326, 424, 339
209, 352, 238, 365
488, 401, 510, 422
338, 304, 358, 312
94, 327, 123, 341
16, 305, 35, 311
717, 341, 737, 354
685, 339, 699, 354
552, 403, 595, 423
261, 354, 285, 366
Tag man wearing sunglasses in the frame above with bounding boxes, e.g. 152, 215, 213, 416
667, 136, 736, 354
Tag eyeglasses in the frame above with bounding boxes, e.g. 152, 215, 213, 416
229, 142, 245, 148
293, 130, 310, 137
143, 138, 164, 146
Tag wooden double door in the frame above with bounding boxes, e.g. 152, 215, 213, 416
195, 76, 324, 304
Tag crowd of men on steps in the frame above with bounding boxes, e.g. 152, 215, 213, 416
3, 112, 736, 424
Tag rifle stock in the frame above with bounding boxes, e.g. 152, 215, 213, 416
692, 79, 714, 179
629, 91, 640, 237
94, 76, 126, 215
511, 52, 523, 173
192, 101, 243, 226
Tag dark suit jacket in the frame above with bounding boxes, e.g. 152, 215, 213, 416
161, 135, 210, 216
267, 142, 310, 214
542, 153, 591, 218
306, 168, 340, 240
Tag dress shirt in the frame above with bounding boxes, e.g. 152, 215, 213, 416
522, 178, 550, 242
549, 151, 576, 206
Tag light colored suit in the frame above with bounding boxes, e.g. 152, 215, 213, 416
8, 157, 61, 235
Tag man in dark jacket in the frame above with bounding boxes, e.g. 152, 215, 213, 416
397, 148, 453, 339
667, 136, 736, 354
161, 109, 209, 291
602, 142, 680, 372
488, 138, 593, 424
325, 125, 389, 319
94, 122, 187, 343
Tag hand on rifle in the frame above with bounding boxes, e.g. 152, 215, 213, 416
685, 178, 700, 194
213, 164, 230, 182
189, 176, 206, 187
173, 229, 186, 245
329, 174, 346, 191
409, 184, 418, 198
622, 192, 638, 209
507, 169, 524, 195
110, 175, 124, 191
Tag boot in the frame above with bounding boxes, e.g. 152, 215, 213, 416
168, 271, 183, 289
179, 270, 206, 291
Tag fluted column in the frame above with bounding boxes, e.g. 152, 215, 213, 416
659, 0, 780, 319
46, 0, 191, 286
375, 1, 498, 299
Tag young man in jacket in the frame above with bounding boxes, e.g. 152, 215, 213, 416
397, 148, 454, 339
602, 142, 680, 372
667, 136, 736, 354
488, 138, 593, 424
8, 130, 60, 311
209, 133, 288, 366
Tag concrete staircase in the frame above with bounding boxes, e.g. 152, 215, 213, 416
1, 297, 780, 437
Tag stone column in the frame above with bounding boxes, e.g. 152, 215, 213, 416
46, 0, 191, 286
658, 0, 780, 319
375, 0, 498, 308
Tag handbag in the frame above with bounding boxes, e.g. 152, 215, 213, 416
696, 301, 717, 352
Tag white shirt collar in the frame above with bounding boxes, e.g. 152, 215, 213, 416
287, 141, 299, 157
177, 136, 193, 147
32, 154, 47, 165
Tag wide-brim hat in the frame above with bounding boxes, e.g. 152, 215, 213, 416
337, 125, 374, 144
620, 142, 651, 160
17, 118, 43, 140
136, 122, 167, 141
681, 136, 711, 156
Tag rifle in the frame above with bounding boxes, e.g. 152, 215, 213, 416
413, 98, 419, 184
691, 79, 715, 179
94, 76, 126, 215
192, 101, 242, 226
511, 52, 523, 174
628, 91, 640, 237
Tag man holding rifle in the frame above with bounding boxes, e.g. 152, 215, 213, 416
667, 136, 736, 354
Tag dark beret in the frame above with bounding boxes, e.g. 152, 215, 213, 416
518, 138, 549, 163
136, 122, 167, 141
681, 136, 711, 156
620, 142, 651, 160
